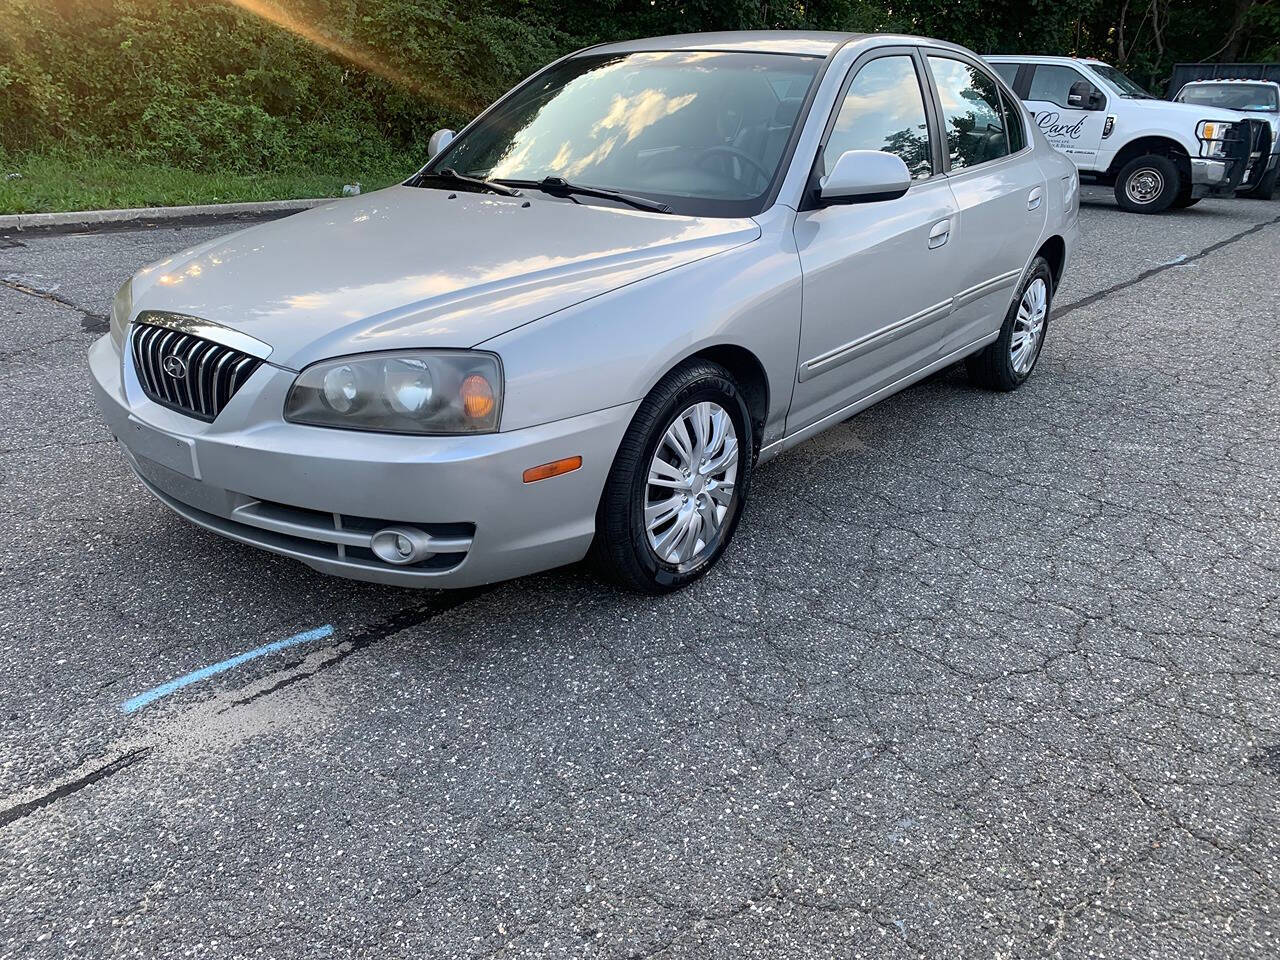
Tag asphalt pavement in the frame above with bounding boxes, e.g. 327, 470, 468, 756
1, 188, 1278, 958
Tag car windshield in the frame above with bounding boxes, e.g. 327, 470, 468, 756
426, 50, 822, 218
1176, 84, 1279, 112
1091, 64, 1155, 99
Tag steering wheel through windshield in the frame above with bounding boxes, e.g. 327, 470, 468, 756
694, 145, 773, 192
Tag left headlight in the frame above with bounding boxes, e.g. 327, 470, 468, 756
109, 277, 133, 351
284, 350, 503, 435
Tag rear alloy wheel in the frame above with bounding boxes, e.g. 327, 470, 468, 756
1114, 154, 1180, 213
594, 360, 752, 592
966, 257, 1052, 391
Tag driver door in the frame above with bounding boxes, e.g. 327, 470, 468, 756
1021, 64, 1107, 168
790, 49, 960, 433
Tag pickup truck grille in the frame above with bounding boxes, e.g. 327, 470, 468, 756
1244, 120, 1273, 189
131, 320, 261, 422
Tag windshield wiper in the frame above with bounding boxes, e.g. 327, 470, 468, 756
501, 176, 673, 214
407, 168, 522, 197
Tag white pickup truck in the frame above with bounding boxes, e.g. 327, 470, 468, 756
1173, 79, 1279, 200
986, 56, 1275, 212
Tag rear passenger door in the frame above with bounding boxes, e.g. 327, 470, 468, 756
924, 53, 1047, 351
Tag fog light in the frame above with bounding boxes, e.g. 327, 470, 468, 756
370, 525, 435, 565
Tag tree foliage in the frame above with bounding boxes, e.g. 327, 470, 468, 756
2, 0, 1276, 171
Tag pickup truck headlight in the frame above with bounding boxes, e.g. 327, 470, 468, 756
1197, 120, 1235, 158
284, 350, 503, 434
109, 278, 133, 351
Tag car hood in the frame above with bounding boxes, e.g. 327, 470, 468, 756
1224, 109, 1279, 145
1136, 98, 1252, 124
131, 185, 760, 369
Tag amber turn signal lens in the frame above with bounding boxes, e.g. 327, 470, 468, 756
460, 374, 495, 419
522, 456, 583, 484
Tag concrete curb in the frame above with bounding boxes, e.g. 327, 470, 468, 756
0, 197, 333, 234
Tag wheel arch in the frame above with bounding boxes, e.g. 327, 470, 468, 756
1035, 235, 1068, 290
646, 343, 770, 461
1106, 136, 1192, 181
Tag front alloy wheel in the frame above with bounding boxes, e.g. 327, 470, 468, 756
644, 401, 739, 565
595, 359, 752, 592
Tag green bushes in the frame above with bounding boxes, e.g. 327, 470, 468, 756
3, 0, 1277, 183
0, 0, 525, 173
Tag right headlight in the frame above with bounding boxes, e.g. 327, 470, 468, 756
109, 277, 133, 351
284, 350, 503, 434
1197, 119, 1235, 158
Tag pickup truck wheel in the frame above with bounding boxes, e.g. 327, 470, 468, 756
594, 360, 752, 593
1114, 155, 1180, 213
966, 257, 1052, 392
1245, 163, 1278, 201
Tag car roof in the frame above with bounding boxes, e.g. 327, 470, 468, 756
985, 55, 1109, 67
587, 31, 862, 58
1180, 78, 1280, 86
585, 31, 987, 60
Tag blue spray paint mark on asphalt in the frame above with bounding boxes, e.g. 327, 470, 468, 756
120, 624, 335, 714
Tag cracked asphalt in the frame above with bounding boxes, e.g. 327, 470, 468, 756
1, 188, 1279, 958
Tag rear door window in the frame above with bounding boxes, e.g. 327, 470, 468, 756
927, 56, 1010, 169
1001, 89, 1027, 152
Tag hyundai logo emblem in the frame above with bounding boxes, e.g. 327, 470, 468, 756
162, 354, 188, 379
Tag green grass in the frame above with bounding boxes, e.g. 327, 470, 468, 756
0, 153, 417, 214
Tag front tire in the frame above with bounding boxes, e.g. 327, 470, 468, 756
1245, 163, 1278, 201
966, 257, 1052, 392
1114, 154, 1181, 213
594, 360, 753, 593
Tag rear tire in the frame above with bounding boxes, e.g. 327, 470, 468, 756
594, 360, 752, 593
966, 257, 1053, 392
1114, 154, 1180, 213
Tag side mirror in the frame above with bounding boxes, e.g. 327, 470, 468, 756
427, 129, 455, 159
1068, 81, 1104, 111
818, 149, 912, 204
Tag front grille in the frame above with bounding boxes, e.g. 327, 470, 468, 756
131, 320, 261, 421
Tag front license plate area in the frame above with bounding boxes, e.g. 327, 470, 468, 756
123, 416, 199, 479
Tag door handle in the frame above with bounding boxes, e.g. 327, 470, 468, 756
928, 219, 951, 249
1027, 187, 1044, 210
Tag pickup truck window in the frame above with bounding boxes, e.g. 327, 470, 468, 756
826, 55, 933, 179
1176, 84, 1279, 112
991, 63, 1019, 88
1028, 65, 1089, 109
1091, 64, 1156, 99
927, 56, 1010, 169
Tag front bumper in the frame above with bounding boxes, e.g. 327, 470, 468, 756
89, 335, 636, 587
1190, 158, 1240, 198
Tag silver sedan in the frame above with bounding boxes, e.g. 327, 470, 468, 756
90, 31, 1079, 592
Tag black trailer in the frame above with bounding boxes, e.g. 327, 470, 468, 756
1167, 63, 1280, 98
